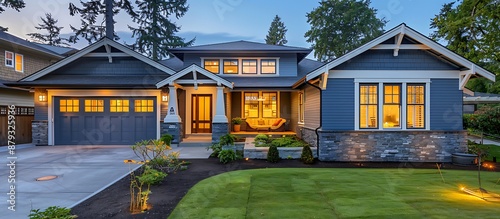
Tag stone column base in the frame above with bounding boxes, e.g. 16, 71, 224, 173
32, 120, 48, 146
162, 122, 182, 144
212, 123, 229, 143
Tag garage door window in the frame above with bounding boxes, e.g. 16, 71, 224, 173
60, 99, 79, 112
84, 100, 104, 112
110, 99, 129, 112
135, 99, 154, 112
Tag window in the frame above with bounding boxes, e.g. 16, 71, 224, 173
223, 59, 238, 74
110, 99, 129, 112
244, 92, 259, 118
359, 84, 378, 128
204, 59, 219, 74
261, 59, 276, 74
383, 85, 401, 128
15, 54, 23, 72
299, 92, 304, 123
262, 92, 277, 118
5, 51, 13, 67
60, 99, 79, 112
242, 59, 257, 74
407, 84, 425, 128
134, 99, 154, 112
84, 99, 104, 112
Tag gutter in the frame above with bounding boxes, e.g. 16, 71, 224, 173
306, 80, 322, 159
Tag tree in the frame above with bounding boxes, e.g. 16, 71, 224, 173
68, 0, 137, 44
265, 15, 288, 45
27, 13, 69, 46
304, 0, 386, 62
0, 0, 25, 31
431, 0, 500, 94
129, 0, 194, 61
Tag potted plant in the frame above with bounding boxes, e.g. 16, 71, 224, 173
232, 117, 243, 132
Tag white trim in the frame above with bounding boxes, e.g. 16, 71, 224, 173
371, 44, 430, 50
104, 44, 112, 63
156, 64, 233, 89
331, 70, 458, 79
401, 82, 407, 130
425, 84, 431, 129
394, 26, 405, 56
22, 38, 176, 81
354, 82, 359, 130
200, 57, 280, 76
4, 50, 14, 67
355, 78, 430, 83
377, 83, 383, 130
14, 53, 23, 73
306, 24, 496, 83
84, 53, 131, 58
176, 79, 219, 84
46, 89, 161, 145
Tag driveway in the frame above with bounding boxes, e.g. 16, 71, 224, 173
0, 145, 140, 219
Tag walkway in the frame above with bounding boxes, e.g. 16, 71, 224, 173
468, 136, 500, 146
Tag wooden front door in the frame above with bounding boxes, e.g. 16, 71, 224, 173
191, 94, 212, 133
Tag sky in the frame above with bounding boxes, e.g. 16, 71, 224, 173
0, 0, 453, 51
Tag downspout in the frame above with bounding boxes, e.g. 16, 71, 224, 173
306, 81, 322, 159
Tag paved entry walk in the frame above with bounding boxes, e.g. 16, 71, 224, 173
0, 144, 211, 219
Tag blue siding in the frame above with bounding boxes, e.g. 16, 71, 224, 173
52, 57, 167, 75
182, 53, 298, 76
322, 78, 355, 130
430, 79, 463, 130
335, 50, 459, 70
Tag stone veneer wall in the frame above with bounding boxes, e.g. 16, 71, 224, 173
32, 120, 48, 146
299, 126, 317, 147
318, 131, 467, 162
161, 122, 183, 144
212, 123, 229, 143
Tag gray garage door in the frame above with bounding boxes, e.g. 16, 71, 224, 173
54, 97, 156, 145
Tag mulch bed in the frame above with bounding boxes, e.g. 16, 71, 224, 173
70, 158, 493, 219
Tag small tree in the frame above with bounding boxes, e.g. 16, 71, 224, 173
28, 13, 69, 46
301, 145, 315, 164
267, 145, 280, 163
265, 15, 288, 45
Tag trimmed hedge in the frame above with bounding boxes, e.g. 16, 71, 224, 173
464, 105, 500, 136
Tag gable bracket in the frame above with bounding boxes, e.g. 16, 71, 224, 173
104, 44, 112, 63
319, 71, 329, 90
393, 26, 405, 56
193, 70, 198, 90
459, 64, 476, 90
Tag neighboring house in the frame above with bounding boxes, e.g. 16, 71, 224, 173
9, 23, 496, 162
0, 31, 72, 145
462, 89, 500, 114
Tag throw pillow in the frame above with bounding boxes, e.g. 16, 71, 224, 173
272, 119, 282, 126
258, 119, 265, 125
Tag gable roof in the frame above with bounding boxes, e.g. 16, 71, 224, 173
21, 37, 176, 82
34, 43, 78, 56
156, 64, 233, 89
305, 23, 496, 82
0, 31, 64, 59
169, 40, 312, 62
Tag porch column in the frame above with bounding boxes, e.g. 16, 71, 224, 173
162, 85, 182, 144
212, 86, 229, 143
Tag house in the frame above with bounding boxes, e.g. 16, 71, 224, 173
0, 31, 74, 145
9, 23, 496, 162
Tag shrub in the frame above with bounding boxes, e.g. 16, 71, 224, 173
208, 143, 222, 157
232, 117, 243, 124
220, 133, 238, 147
148, 151, 182, 172
29, 206, 77, 219
129, 166, 167, 213
219, 149, 237, 164
301, 145, 315, 164
271, 136, 295, 147
131, 139, 171, 165
464, 106, 500, 136
267, 145, 280, 163
254, 134, 270, 147
255, 134, 269, 142
160, 134, 173, 146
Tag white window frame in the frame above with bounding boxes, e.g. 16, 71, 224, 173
5, 51, 14, 67
354, 79, 430, 131
15, 53, 24, 73
201, 57, 280, 76
298, 92, 304, 124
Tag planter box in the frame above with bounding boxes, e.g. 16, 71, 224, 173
452, 153, 477, 166
243, 138, 317, 159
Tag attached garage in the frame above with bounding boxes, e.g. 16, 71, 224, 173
54, 96, 157, 145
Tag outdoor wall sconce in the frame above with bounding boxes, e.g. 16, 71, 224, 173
38, 93, 47, 102
162, 95, 169, 102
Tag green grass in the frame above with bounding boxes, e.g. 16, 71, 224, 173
169, 168, 500, 219
476, 144, 500, 161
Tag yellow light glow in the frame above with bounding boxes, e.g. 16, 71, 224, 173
245, 158, 249, 161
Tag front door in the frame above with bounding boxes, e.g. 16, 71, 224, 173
191, 94, 212, 133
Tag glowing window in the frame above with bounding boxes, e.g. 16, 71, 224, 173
360, 85, 378, 128
242, 59, 257, 74
262, 92, 277, 118
383, 85, 401, 128
223, 59, 238, 74
135, 99, 154, 112
407, 84, 425, 129
110, 99, 129, 112
59, 99, 79, 112
261, 59, 276, 74
84, 99, 104, 112
244, 92, 259, 118
15, 54, 23, 72
204, 59, 219, 74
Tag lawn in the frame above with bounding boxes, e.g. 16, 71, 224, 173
476, 144, 500, 162
169, 168, 500, 218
